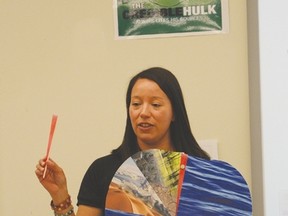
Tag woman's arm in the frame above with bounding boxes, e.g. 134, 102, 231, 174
77, 205, 103, 216
35, 158, 103, 216
35, 158, 69, 204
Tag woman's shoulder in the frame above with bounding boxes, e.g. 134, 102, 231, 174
88, 152, 124, 173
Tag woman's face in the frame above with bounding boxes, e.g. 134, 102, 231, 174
129, 78, 174, 151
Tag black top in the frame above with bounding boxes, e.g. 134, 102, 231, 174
77, 152, 124, 209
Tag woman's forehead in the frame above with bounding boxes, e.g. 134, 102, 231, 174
131, 79, 165, 96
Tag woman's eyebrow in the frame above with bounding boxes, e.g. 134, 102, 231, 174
131, 95, 165, 100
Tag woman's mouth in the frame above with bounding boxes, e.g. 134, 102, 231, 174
138, 123, 153, 130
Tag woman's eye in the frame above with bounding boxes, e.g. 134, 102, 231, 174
131, 102, 140, 106
152, 103, 161, 107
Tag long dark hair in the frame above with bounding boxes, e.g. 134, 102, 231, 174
112, 67, 210, 160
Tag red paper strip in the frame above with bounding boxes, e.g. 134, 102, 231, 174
176, 152, 188, 211
43, 114, 58, 178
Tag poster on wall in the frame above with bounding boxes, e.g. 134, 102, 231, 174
113, 0, 229, 39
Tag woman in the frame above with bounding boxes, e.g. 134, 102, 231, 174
35, 67, 210, 216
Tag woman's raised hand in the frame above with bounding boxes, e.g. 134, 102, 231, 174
35, 158, 69, 203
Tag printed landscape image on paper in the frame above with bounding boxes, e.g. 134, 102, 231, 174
106, 150, 182, 216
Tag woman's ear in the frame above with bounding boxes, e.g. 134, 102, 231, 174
171, 113, 175, 122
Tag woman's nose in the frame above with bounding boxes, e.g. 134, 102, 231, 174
140, 104, 151, 118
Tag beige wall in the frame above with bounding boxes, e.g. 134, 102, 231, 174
0, 1, 250, 215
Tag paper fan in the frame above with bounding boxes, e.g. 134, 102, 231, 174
105, 149, 252, 216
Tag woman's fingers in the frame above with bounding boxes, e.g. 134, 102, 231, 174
35, 160, 44, 175
35, 158, 52, 180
